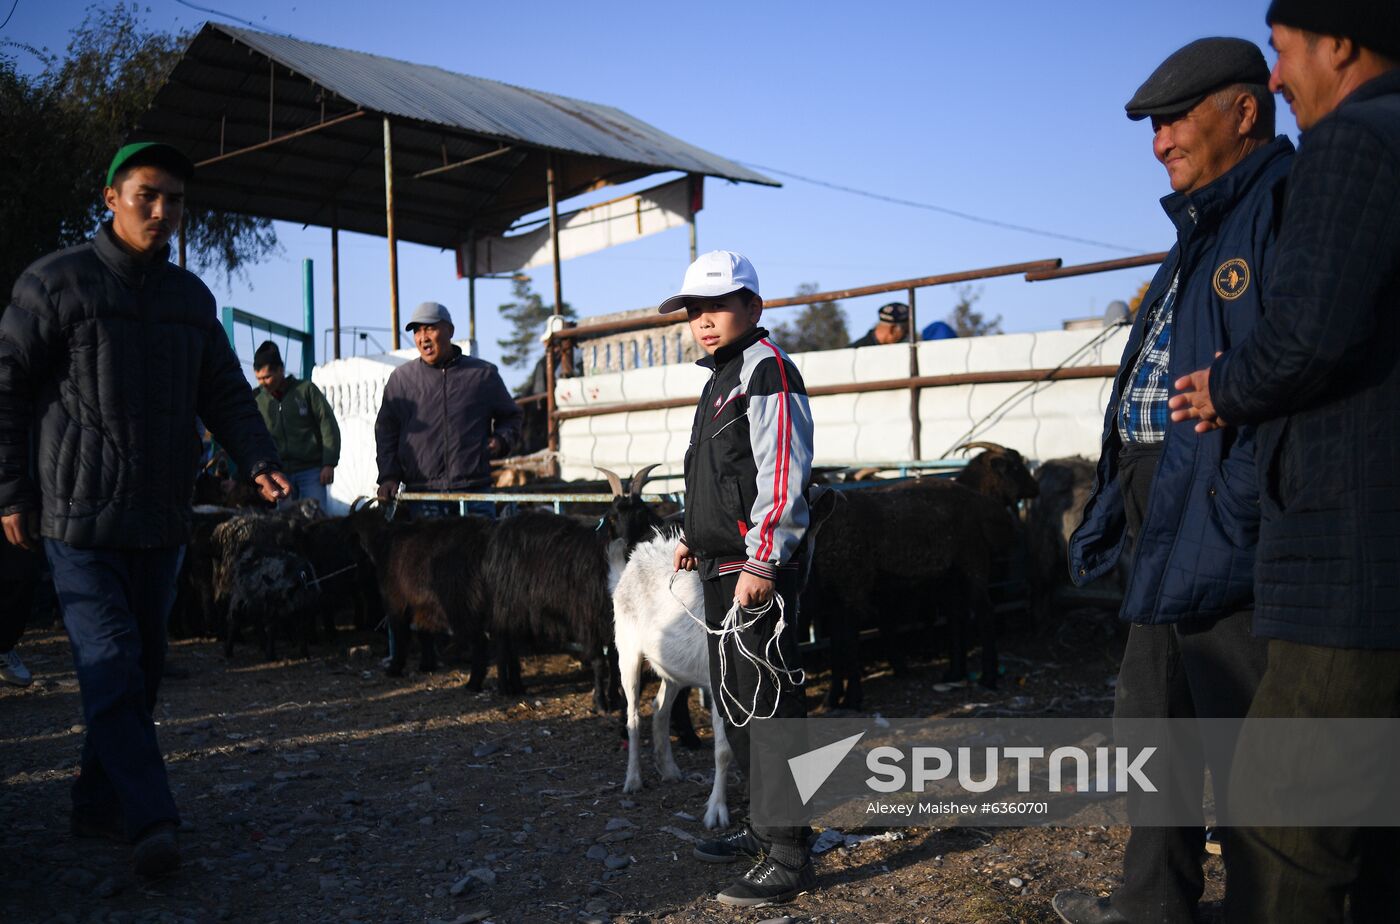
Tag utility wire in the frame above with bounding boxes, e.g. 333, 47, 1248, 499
741, 161, 1147, 256
171, 0, 297, 38
0, 0, 20, 32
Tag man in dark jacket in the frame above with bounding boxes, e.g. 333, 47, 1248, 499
848, 301, 909, 347
0, 142, 287, 877
1055, 38, 1294, 924
374, 301, 521, 516
1169, 5, 1400, 920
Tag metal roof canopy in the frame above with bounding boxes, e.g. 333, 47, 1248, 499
138, 23, 777, 354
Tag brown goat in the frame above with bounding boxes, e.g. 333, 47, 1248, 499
348, 506, 495, 682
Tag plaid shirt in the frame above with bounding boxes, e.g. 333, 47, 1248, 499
1118, 272, 1180, 444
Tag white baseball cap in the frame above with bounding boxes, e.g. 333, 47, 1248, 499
657, 250, 761, 314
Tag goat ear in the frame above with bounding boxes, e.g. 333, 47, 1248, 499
628, 463, 662, 497
596, 467, 625, 498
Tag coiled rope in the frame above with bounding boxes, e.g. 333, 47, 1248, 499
668, 572, 805, 728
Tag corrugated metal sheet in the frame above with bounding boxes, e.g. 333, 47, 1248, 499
216, 25, 774, 187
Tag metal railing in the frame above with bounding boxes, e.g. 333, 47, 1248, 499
533, 252, 1163, 464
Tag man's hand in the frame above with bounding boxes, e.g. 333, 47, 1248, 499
735, 571, 775, 609
377, 479, 400, 501
319, 465, 336, 486
254, 470, 292, 504
2, 511, 38, 550
1168, 352, 1228, 433
673, 540, 698, 572
488, 435, 507, 459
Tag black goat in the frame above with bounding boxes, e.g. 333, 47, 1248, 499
1024, 455, 1127, 620
169, 506, 237, 640
221, 546, 318, 660
294, 514, 384, 635
477, 466, 666, 713
211, 512, 319, 659
805, 443, 1038, 709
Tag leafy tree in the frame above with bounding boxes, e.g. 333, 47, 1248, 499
497, 274, 574, 374
1127, 279, 1152, 316
769, 282, 848, 352
946, 285, 1002, 337
0, 4, 278, 294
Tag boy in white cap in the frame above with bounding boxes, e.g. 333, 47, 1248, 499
664, 251, 818, 906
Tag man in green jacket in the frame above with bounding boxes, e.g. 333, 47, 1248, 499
253, 341, 340, 506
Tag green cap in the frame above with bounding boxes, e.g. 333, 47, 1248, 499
105, 142, 195, 188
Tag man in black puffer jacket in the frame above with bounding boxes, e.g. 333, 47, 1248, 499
0, 142, 288, 878
1169, 3, 1400, 920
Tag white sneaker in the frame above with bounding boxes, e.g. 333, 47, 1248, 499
0, 650, 32, 687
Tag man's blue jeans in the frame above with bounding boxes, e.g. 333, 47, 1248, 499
286, 467, 327, 506
46, 540, 184, 841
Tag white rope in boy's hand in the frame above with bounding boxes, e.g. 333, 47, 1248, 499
668, 573, 805, 729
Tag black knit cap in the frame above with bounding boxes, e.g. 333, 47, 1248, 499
1267, 0, 1400, 62
253, 340, 283, 371
1125, 37, 1270, 120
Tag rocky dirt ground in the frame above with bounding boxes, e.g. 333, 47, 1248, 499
1, 610, 1224, 924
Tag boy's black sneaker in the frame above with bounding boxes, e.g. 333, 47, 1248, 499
716, 852, 815, 907
692, 826, 764, 864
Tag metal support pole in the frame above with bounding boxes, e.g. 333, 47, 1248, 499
907, 286, 921, 460
545, 155, 563, 463
688, 174, 700, 261
331, 213, 341, 359
467, 229, 478, 354
302, 258, 315, 376
384, 118, 401, 349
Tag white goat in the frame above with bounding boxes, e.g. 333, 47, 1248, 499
608, 533, 732, 829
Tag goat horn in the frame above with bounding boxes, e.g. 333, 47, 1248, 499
596, 467, 625, 498
629, 463, 662, 497
955, 441, 1008, 456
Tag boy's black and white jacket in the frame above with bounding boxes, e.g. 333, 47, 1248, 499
683, 326, 815, 581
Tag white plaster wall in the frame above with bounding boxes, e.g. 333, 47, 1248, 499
311, 328, 1130, 500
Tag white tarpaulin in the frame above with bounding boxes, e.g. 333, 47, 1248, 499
462, 177, 697, 276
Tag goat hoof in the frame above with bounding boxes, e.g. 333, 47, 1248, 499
623, 777, 643, 795
704, 805, 730, 830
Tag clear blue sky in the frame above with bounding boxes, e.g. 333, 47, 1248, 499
6, 0, 1294, 389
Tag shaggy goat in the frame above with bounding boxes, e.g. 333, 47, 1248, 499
607, 533, 733, 828
807, 443, 1038, 708
476, 467, 667, 712
210, 511, 323, 659
221, 545, 318, 659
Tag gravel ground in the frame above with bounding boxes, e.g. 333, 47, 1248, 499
1, 611, 1224, 923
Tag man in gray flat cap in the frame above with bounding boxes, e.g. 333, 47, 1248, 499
1169, 2, 1400, 920
1054, 36, 1295, 924
374, 301, 521, 515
